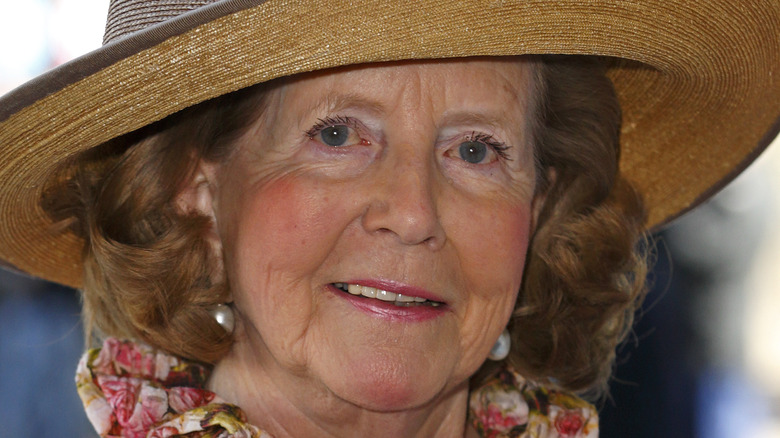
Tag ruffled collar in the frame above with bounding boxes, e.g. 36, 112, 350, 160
76, 338, 598, 437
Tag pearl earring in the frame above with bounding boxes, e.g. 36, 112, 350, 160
209, 303, 235, 334
488, 329, 511, 361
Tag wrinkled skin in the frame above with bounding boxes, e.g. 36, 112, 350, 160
189, 58, 542, 438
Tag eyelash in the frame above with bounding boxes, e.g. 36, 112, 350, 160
304, 115, 355, 139
304, 116, 512, 163
466, 131, 512, 162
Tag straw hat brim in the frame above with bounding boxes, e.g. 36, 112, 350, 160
1, 0, 779, 288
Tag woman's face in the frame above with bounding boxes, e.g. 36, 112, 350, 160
209, 58, 541, 412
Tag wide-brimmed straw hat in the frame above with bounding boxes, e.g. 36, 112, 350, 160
1, 0, 778, 288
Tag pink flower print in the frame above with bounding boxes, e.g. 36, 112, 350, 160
168, 386, 215, 413
471, 403, 527, 438
121, 384, 169, 438
484, 405, 524, 431
92, 338, 156, 378
99, 376, 139, 426
153, 351, 179, 381
114, 341, 156, 376
146, 426, 180, 438
96, 375, 170, 438
554, 409, 586, 437
91, 338, 122, 376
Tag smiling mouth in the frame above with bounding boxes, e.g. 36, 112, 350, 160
332, 283, 444, 307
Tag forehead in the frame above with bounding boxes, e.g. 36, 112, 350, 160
274, 57, 535, 122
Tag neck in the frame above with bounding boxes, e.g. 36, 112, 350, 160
207, 339, 475, 438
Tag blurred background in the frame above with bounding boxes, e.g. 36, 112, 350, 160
1, 1, 778, 436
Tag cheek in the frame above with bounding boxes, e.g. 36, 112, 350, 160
453, 201, 533, 361
226, 177, 333, 267
219, 175, 347, 312
217, 173, 359, 366
457, 201, 533, 288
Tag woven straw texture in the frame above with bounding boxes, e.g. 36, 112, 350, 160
0, 0, 778, 288
103, 0, 217, 44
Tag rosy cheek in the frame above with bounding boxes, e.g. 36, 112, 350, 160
223, 179, 314, 312
227, 174, 348, 282
462, 203, 533, 289
238, 178, 313, 253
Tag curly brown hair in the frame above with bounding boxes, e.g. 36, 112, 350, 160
43, 83, 273, 363
44, 56, 647, 392
510, 56, 647, 393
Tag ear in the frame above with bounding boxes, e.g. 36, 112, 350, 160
176, 159, 219, 219
176, 159, 225, 281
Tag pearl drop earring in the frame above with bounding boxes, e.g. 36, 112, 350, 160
209, 303, 235, 334
488, 329, 511, 361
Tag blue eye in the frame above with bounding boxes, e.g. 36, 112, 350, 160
451, 133, 512, 165
320, 125, 350, 147
458, 141, 488, 164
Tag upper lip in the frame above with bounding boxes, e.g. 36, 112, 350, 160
338, 278, 446, 303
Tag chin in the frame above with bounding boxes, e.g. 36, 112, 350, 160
335, 375, 443, 412
322, 352, 457, 412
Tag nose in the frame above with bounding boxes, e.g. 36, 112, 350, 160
361, 142, 446, 250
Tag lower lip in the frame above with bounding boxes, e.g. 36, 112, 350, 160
328, 285, 447, 322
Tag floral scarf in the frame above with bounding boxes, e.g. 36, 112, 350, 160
76, 338, 598, 437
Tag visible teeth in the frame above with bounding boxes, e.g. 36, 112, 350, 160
335, 283, 442, 307
360, 285, 377, 298
375, 288, 397, 301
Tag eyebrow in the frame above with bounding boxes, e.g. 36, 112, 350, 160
304, 92, 387, 119
439, 112, 509, 130
299, 91, 528, 145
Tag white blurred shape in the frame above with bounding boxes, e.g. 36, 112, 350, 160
0, 1, 49, 89
746, 134, 780, 396
0, 0, 107, 93
49, 0, 107, 63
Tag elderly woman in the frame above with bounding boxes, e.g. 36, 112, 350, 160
0, 1, 778, 437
